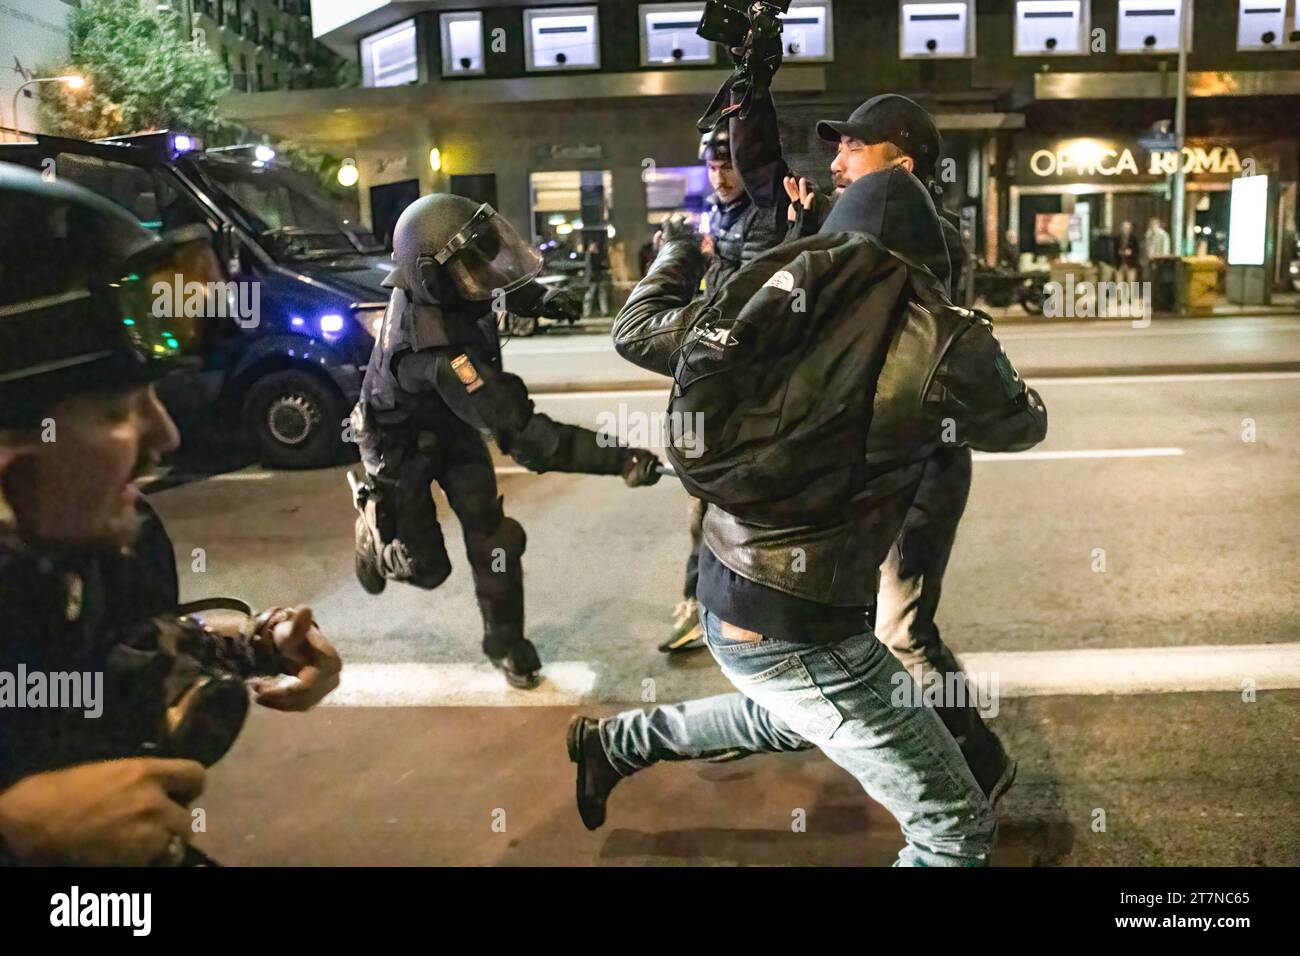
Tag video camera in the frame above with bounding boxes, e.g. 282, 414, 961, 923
694, 1, 792, 133
697, 0, 791, 50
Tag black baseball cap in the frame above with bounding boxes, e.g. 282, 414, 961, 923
817, 94, 942, 177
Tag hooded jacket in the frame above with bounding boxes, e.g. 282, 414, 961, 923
819, 166, 950, 289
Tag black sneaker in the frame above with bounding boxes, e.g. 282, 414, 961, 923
353, 515, 387, 595
566, 715, 624, 831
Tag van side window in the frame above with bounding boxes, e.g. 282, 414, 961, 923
53, 153, 162, 228
152, 170, 217, 233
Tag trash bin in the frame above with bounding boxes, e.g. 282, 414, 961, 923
1149, 256, 1179, 313
1180, 255, 1220, 313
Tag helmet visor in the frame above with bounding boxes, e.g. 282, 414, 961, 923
433, 204, 542, 301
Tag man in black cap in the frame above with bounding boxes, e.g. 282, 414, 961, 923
0, 163, 342, 865
695, 69, 1013, 801
349, 193, 662, 690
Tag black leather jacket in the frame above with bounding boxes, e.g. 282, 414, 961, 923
615, 232, 1045, 606
613, 239, 918, 605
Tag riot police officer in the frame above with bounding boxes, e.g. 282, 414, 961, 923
0, 163, 342, 865
349, 194, 660, 690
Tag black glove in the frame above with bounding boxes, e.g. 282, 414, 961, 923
621, 448, 662, 487
657, 216, 699, 249
540, 287, 582, 322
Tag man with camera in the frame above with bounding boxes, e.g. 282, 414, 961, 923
656, 4, 1014, 801
0, 164, 342, 865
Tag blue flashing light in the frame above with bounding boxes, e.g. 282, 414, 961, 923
291, 316, 305, 327
320, 313, 345, 334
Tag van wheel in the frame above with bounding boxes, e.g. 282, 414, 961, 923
244, 369, 345, 470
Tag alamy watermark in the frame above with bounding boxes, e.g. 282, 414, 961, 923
1043, 277, 1152, 328
891, 666, 1000, 718
595, 403, 706, 459
152, 273, 260, 328
0, 665, 102, 718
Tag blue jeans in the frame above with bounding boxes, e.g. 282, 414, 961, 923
600, 604, 995, 866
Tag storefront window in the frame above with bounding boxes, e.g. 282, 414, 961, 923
524, 6, 601, 71
899, 1, 976, 59
441, 12, 486, 76
530, 170, 613, 263
644, 164, 710, 230
1014, 1, 1089, 56
361, 19, 418, 87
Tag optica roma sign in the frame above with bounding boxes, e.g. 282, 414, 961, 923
1029, 140, 1245, 178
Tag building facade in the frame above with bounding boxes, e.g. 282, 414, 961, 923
1, 0, 78, 138
218, 0, 1300, 287
172, 0, 345, 93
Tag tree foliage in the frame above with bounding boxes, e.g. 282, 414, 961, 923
38, 0, 229, 140
37, 1, 346, 192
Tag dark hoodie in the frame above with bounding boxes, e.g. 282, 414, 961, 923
818, 165, 951, 292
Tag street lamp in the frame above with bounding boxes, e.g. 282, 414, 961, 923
10, 75, 85, 142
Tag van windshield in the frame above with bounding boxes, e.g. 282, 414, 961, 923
197, 158, 380, 259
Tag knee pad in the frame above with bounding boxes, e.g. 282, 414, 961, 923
466, 513, 526, 566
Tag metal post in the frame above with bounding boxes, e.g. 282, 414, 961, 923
1171, 0, 1190, 257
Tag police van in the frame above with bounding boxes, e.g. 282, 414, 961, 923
0, 131, 389, 468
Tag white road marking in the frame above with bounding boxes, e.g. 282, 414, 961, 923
496, 448, 1188, 475
156, 446, 1191, 484
320, 643, 1300, 707
322, 661, 598, 707
143, 471, 273, 484
959, 643, 1300, 698
998, 322, 1300, 341
507, 322, 1300, 352
973, 447, 1184, 462
1031, 371, 1300, 386
530, 371, 1300, 401
534, 387, 669, 400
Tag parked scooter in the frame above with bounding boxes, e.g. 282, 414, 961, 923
973, 263, 1047, 315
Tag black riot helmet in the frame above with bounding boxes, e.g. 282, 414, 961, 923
699, 126, 732, 164
386, 193, 542, 304
0, 162, 229, 429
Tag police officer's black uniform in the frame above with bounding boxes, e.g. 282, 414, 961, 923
350, 194, 659, 688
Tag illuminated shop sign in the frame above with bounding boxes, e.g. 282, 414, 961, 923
1028, 139, 1246, 178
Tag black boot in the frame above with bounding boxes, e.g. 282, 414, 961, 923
969, 732, 1018, 807
489, 637, 542, 690
566, 716, 624, 831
